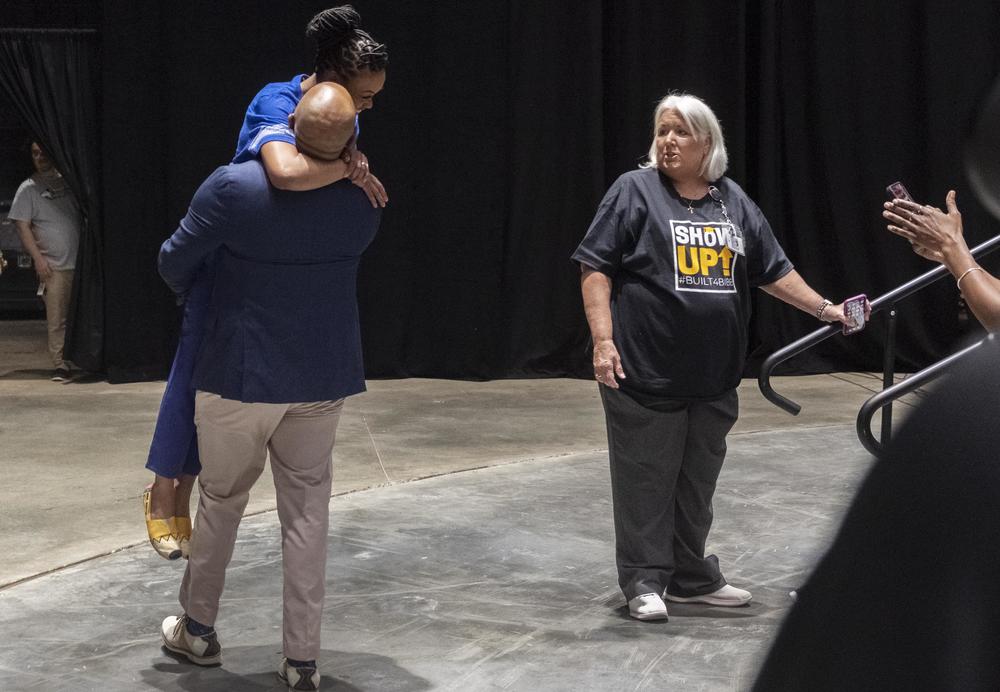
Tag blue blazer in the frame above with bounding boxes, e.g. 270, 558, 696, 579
158, 161, 381, 404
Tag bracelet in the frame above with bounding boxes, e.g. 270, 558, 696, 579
815, 298, 833, 321
956, 266, 984, 292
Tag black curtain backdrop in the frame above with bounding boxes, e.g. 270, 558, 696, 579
746, 1, 1000, 372
97, 1, 1000, 382
0, 29, 104, 371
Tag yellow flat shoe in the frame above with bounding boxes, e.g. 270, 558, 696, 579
175, 516, 192, 560
143, 488, 182, 560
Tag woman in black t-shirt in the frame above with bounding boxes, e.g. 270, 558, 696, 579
572, 93, 863, 621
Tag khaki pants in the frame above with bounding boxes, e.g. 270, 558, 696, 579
42, 269, 73, 369
180, 391, 344, 660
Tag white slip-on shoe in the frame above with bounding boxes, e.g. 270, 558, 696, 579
628, 592, 669, 621
664, 584, 752, 607
161, 614, 222, 666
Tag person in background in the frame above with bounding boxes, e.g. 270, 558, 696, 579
9, 141, 81, 382
884, 190, 1000, 331
573, 93, 864, 622
141, 4, 388, 561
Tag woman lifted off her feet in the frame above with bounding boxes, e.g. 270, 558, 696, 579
142, 5, 387, 560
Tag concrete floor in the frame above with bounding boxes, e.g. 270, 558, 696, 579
0, 320, 921, 690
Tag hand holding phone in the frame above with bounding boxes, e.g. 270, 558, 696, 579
842, 294, 867, 335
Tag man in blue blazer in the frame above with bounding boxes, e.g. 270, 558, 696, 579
156, 82, 381, 690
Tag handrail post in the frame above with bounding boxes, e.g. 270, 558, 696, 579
880, 306, 897, 445
857, 334, 994, 457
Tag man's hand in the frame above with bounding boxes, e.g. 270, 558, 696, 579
354, 172, 388, 208
33, 254, 53, 282
593, 338, 626, 389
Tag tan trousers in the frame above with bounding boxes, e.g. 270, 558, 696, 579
42, 269, 73, 369
180, 391, 344, 660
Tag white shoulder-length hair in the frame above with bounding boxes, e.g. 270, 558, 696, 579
643, 93, 728, 182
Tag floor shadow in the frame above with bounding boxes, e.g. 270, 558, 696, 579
666, 602, 763, 619
64, 370, 104, 384
141, 645, 432, 692
611, 600, 766, 622
0, 368, 50, 380
0, 368, 106, 383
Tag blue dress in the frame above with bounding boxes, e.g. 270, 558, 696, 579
144, 265, 213, 476
145, 75, 317, 477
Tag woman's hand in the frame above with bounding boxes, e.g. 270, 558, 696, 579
340, 136, 369, 183
909, 244, 945, 263
353, 172, 388, 208
593, 338, 626, 389
344, 148, 370, 184
821, 298, 871, 327
340, 143, 386, 207
883, 190, 966, 264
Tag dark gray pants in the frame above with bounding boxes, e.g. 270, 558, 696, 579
600, 385, 739, 601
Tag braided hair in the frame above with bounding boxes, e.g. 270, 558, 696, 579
306, 5, 388, 81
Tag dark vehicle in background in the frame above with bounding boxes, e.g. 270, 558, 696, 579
0, 198, 44, 314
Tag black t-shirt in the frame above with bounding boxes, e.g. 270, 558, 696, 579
572, 168, 793, 400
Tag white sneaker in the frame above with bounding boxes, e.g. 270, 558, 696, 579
161, 615, 222, 666
664, 584, 752, 606
279, 658, 321, 691
628, 592, 669, 621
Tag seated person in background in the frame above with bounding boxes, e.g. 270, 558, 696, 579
884, 190, 1000, 331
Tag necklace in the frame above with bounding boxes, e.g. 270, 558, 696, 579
667, 176, 709, 215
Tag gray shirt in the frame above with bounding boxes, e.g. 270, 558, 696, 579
8, 172, 81, 270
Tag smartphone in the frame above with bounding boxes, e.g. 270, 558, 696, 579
842, 294, 867, 335
886, 181, 913, 202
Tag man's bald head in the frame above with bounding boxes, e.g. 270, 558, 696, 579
288, 82, 357, 161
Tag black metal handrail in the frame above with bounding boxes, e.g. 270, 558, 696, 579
758, 234, 1000, 415
856, 335, 992, 456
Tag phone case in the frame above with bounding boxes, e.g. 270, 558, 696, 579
842, 294, 867, 335
886, 181, 913, 202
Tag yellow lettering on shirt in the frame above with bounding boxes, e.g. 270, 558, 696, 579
677, 246, 699, 275
699, 247, 719, 273
678, 246, 735, 277
719, 246, 733, 275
